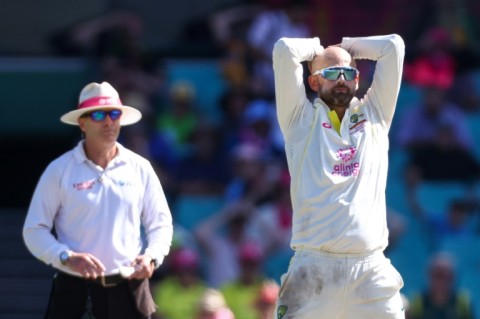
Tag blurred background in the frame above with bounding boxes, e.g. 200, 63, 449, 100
1, 0, 480, 318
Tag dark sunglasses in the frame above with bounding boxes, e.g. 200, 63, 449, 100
313, 66, 359, 81
81, 109, 122, 122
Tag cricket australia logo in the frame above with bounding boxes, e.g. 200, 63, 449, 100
348, 111, 367, 134
350, 113, 359, 123
277, 305, 288, 319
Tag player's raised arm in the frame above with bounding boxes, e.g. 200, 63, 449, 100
272, 37, 323, 135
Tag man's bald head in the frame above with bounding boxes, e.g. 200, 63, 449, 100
309, 46, 355, 74
306, 45, 359, 113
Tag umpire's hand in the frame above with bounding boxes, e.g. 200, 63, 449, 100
129, 255, 155, 279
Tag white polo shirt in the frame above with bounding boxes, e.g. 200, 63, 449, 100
272, 35, 405, 254
23, 141, 173, 275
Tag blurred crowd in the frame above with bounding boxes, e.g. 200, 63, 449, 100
45, 0, 480, 317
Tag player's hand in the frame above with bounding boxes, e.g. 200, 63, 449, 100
128, 255, 155, 280
67, 252, 106, 279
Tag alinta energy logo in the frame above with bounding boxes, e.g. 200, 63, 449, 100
332, 146, 360, 177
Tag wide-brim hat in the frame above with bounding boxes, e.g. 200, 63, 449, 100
60, 81, 142, 126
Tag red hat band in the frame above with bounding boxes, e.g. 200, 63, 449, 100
78, 96, 123, 110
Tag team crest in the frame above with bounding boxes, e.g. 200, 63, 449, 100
350, 113, 359, 123
348, 111, 367, 134
277, 305, 288, 319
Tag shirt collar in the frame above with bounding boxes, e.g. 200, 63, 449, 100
73, 140, 126, 165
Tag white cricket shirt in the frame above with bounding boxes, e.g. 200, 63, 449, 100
272, 34, 405, 254
23, 141, 173, 275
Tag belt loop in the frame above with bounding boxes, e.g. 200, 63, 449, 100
81, 283, 96, 319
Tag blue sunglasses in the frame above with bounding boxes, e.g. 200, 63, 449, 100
313, 66, 359, 81
81, 109, 122, 122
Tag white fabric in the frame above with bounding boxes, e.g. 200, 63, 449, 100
23, 141, 173, 276
272, 35, 405, 254
275, 248, 405, 318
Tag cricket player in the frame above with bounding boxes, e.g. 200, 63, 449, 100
272, 34, 406, 318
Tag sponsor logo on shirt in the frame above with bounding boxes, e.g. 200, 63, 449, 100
73, 180, 96, 190
332, 147, 360, 176
332, 162, 360, 176
336, 147, 356, 162
115, 180, 135, 186
72, 179, 135, 190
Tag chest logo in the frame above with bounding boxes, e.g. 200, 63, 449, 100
322, 122, 332, 129
348, 112, 368, 134
73, 180, 96, 190
332, 147, 360, 177
277, 305, 288, 319
335, 147, 357, 163
350, 113, 359, 123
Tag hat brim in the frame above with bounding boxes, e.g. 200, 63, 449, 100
60, 105, 142, 126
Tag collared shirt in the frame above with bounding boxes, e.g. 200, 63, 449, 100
272, 35, 405, 254
23, 141, 173, 275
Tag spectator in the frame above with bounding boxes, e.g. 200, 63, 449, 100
194, 201, 258, 288
245, 0, 311, 97
152, 247, 207, 319
404, 26, 457, 90
221, 242, 270, 319
247, 169, 293, 280
396, 85, 479, 188
50, 10, 164, 122
254, 280, 280, 319
194, 289, 236, 319
403, 24, 480, 113
396, 85, 473, 151
239, 99, 285, 160
154, 80, 200, 159
170, 120, 230, 197
218, 88, 252, 152
409, 251, 475, 319
248, 169, 292, 252
223, 143, 277, 206
404, 121, 480, 187
208, 3, 263, 92
407, 191, 476, 250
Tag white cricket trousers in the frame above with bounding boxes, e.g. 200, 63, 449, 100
275, 247, 405, 319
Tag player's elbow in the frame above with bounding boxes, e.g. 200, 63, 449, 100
273, 37, 289, 56
387, 34, 405, 53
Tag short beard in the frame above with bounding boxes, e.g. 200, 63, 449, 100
320, 85, 355, 108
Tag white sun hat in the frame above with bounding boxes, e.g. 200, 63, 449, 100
60, 81, 142, 126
